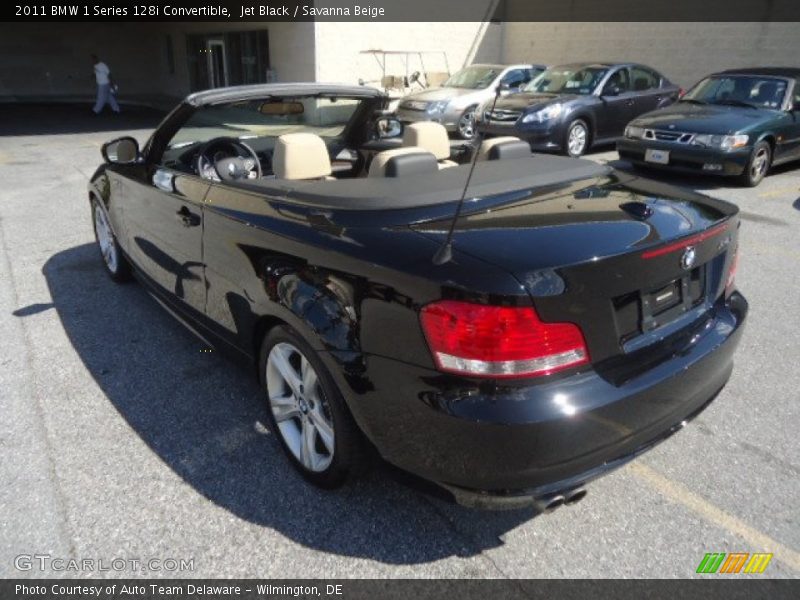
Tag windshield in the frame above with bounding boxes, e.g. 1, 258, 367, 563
682, 75, 788, 109
443, 66, 499, 89
524, 66, 609, 95
163, 96, 365, 162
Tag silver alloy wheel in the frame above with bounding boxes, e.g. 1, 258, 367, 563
94, 204, 118, 273
266, 342, 335, 473
458, 109, 476, 138
567, 122, 588, 156
750, 146, 769, 182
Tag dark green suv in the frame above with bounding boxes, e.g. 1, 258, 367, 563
618, 68, 800, 186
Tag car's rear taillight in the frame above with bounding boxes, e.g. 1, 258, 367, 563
725, 248, 739, 296
419, 300, 590, 379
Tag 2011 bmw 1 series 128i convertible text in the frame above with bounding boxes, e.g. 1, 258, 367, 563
88, 84, 747, 510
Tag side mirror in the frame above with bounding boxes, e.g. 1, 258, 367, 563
102, 137, 139, 164
376, 116, 403, 139
603, 84, 621, 97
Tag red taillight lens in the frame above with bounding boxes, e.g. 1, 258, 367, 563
419, 300, 590, 379
725, 248, 739, 295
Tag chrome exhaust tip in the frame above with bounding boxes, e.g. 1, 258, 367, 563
564, 488, 587, 505
534, 494, 565, 514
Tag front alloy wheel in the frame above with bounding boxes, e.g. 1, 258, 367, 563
565, 119, 589, 157
92, 198, 131, 282
260, 326, 367, 488
457, 106, 477, 139
739, 141, 771, 187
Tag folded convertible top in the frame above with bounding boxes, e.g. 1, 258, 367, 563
233, 154, 610, 211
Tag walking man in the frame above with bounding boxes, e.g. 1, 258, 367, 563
92, 54, 120, 114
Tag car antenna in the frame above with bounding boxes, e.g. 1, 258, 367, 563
432, 84, 505, 265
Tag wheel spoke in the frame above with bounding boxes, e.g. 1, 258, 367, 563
270, 394, 300, 423
309, 410, 334, 454
301, 357, 318, 395
271, 345, 302, 396
299, 419, 318, 470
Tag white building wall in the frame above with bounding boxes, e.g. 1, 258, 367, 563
501, 22, 800, 89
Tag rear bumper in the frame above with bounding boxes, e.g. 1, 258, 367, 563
334, 293, 747, 508
617, 138, 751, 176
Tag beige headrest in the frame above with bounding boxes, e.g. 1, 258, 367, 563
476, 136, 523, 161
273, 133, 332, 180
403, 122, 451, 161
369, 146, 427, 178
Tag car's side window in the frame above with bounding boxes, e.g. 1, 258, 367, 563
501, 69, 532, 90
630, 67, 660, 91
794, 78, 800, 107
605, 68, 631, 93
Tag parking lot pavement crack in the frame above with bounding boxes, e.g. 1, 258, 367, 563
416, 495, 515, 579
0, 217, 77, 561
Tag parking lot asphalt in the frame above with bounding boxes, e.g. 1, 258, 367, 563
1, 105, 798, 579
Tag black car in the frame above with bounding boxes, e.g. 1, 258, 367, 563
618, 68, 800, 186
477, 62, 680, 157
89, 83, 746, 510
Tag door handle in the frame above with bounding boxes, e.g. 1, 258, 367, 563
176, 206, 197, 227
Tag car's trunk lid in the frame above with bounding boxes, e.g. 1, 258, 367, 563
410, 172, 739, 367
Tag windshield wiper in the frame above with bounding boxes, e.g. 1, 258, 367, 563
679, 98, 707, 105
715, 99, 757, 109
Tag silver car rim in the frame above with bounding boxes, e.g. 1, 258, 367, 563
750, 146, 769, 181
568, 123, 588, 156
94, 204, 118, 273
266, 342, 335, 473
458, 109, 476, 138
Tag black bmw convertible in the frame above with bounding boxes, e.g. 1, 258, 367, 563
89, 83, 747, 510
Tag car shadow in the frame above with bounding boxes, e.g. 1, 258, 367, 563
36, 243, 536, 564
0, 103, 165, 136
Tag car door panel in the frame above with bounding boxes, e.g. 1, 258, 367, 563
123, 167, 210, 314
596, 68, 638, 139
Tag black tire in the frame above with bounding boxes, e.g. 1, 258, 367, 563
259, 324, 369, 488
91, 197, 132, 283
563, 119, 590, 157
738, 140, 771, 187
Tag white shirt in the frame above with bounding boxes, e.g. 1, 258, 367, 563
94, 62, 110, 86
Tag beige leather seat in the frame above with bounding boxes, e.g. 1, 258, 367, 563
369, 147, 427, 178
272, 132, 333, 180
476, 136, 523, 161
402, 122, 458, 169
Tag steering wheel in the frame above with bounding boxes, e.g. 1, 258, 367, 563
196, 137, 262, 182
